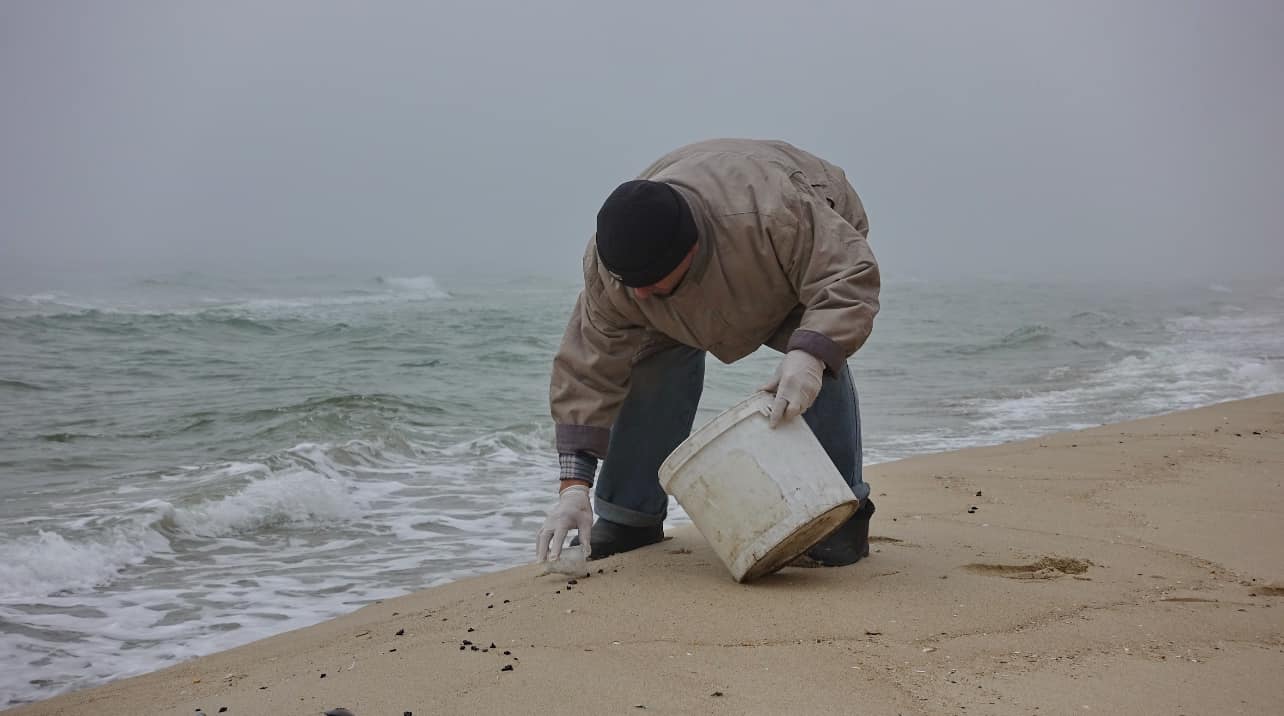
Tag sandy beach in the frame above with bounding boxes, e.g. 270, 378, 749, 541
8, 394, 1282, 716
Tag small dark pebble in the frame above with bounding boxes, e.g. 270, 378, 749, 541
218, 709, 227, 714
320, 673, 327, 679
482, 648, 489, 653
501, 664, 514, 672
488, 604, 493, 609
567, 579, 578, 585
503, 650, 511, 655
503, 599, 510, 603
393, 611, 399, 616
975, 491, 982, 497
489, 642, 496, 648
555, 590, 561, 594
405, 712, 413, 716
712, 691, 724, 697
467, 627, 474, 632
471, 645, 479, 651
389, 648, 397, 653
566, 585, 573, 591
597, 569, 604, 574
395, 629, 405, 636
462, 639, 473, 645
324, 710, 355, 716
459, 645, 465, 651
258, 686, 267, 690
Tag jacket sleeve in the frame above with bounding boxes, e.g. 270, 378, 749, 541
549, 285, 644, 458
776, 187, 880, 374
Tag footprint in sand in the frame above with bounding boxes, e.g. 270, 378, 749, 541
963, 556, 1093, 580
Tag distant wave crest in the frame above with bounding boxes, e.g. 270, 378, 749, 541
950, 324, 1055, 355
1, 274, 451, 326
375, 275, 450, 298
0, 378, 48, 392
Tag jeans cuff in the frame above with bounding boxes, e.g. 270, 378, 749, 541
593, 494, 667, 527
849, 481, 871, 503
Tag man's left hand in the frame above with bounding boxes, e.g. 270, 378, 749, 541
760, 350, 824, 428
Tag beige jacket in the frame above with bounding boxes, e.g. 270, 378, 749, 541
550, 139, 879, 457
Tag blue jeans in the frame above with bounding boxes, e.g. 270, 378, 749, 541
594, 344, 870, 527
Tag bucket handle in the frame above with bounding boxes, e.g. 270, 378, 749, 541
751, 390, 773, 418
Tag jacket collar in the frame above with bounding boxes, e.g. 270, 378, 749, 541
668, 183, 713, 290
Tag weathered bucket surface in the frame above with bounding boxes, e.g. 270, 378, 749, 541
658, 391, 859, 582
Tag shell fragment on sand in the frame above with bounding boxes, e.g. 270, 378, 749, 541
540, 546, 591, 577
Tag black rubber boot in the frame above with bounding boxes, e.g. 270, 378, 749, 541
569, 518, 665, 560
798, 498, 875, 567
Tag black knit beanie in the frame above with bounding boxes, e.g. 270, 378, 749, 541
595, 180, 698, 287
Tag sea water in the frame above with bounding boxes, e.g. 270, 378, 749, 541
1, 271, 1281, 705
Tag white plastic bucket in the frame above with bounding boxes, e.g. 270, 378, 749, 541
658, 391, 859, 582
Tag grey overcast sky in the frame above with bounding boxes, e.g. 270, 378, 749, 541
1, 0, 1281, 285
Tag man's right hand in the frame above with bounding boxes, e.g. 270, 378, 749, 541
535, 484, 593, 562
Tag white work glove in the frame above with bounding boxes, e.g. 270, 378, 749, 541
535, 485, 593, 562
760, 349, 825, 429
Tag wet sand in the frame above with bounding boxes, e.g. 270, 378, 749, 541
8, 395, 1283, 715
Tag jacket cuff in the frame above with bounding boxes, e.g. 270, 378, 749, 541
555, 424, 611, 458
786, 329, 846, 375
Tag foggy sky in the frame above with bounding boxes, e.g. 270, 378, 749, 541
2, 0, 1281, 287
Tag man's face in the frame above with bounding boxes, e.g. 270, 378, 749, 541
632, 247, 696, 300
